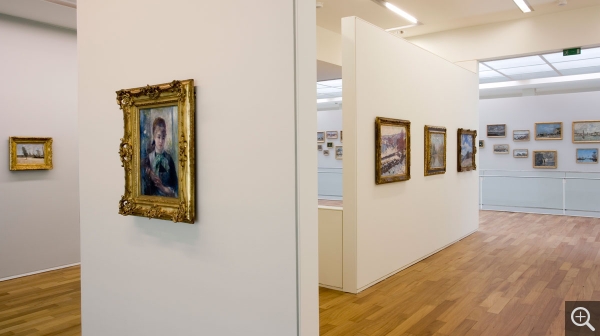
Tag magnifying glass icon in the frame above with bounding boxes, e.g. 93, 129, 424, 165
572, 307, 595, 331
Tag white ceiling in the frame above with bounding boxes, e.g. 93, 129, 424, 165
0, 0, 76, 30
317, 0, 600, 37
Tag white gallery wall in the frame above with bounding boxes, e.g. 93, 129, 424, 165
78, 1, 317, 335
480, 91, 600, 172
0, 14, 79, 280
317, 109, 343, 199
342, 17, 479, 293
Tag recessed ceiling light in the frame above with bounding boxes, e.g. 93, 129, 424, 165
383, 2, 419, 24
513, 0, 533, 13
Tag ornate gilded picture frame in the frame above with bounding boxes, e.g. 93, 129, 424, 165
457, 128, 477, 172
9, 137, 53, 171
424, 125, 446, 176
116, 79, 196, 223
375, 117, 411, 184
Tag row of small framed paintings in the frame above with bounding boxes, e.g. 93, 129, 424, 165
317, 145, 343, 159
486, 120, 600, 143
489, 145, 598, 167
374, 117, 477, 184
317, 131, 342, 142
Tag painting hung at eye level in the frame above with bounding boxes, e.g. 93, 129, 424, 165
533, 150, 557, 169
576, 148, 598, 164
323, 149, 330, 156
9, 137, 53, 171
424, 125, 446, 176
535, 122, 563, 140
493, 144, 509, 154
326, 131, 338, 139
513, 130, 530, 141
116, 79, 196, 223
487, 124, 506, 137
335, 146, 343, 160
573, 121, 600, 143
317, 131, 325, 143
375, 117, 410, 184
513, 149, 528, 158
457, 128, 477, 172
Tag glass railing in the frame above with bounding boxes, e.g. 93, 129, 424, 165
318, 167, 342, 200
479, 170, 600, 218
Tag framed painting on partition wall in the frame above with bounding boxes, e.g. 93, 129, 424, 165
317, 131, 325, 143
513, 130, 530, 141
576, 148, 598, 164
573, 121, 600, 143
533, 150, 557, 169
424, 125, 446, 176
535, 122, 563, 140
487, 124, 506, 137
493, 144, 509, 154
457, 128, 477, 172
513, 149, 528, 158
116, 79, 196, 223
375, 117, 410, 184
9, 137, 53, 171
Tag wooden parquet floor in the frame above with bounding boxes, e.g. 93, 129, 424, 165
320, 211, 600, 335
2, 211, 600, 335
0, 266, 80, 336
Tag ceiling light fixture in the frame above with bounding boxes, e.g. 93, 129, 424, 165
512, 0, 533, 13
383, 2, 418, 24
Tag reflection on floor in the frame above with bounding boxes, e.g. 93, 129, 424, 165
3, 211, 600, 335
320, 211, 600, 335
319, 199, 343, 207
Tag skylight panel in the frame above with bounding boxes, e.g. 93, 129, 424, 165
551, 58, 600, 70
319, 79, 342, 88
479, 71, 505, 79
542, 47, 600, 63
479, 63, 492, 72
500, 64, 554, 75
317, 87, 342, 94
484, 56, 544, 70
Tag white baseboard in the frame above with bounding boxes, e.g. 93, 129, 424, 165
355, 229, 479, 293
319, 283, 343, 291
0, 262, 81, 282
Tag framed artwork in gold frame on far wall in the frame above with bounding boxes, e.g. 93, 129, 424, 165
424, 125, 446, 176
573, 120, 600, 143
375, 117, 410, 184
116, 79, 196, 223
9, 137, 53, 171
457, 128, 477, 172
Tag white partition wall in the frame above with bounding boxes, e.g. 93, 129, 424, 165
78, 1, 317, 335
342, 17, 479, 293
0, 15, 79, 280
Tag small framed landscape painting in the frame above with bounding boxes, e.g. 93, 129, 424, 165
424, 125, 446, 176
487, 124, 506, 137
513, 149, 528, 158
479, 140, 484, 148
457, 128, 477, 172
9, 137, 53, 171
576, 148, 598, 164
572, 120, 600, 143
323, 149, 330, 156
375, 117, 410, 184
535, 122, 563, 140
533, 150, 557, 169
335, 146, 343, 160
326, 131, 338, 139
513, 130, 530, 141
116, 79, 196, 223
493, 144, 509, 154
317, 131, 325, 143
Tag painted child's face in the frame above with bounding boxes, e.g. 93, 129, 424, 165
154, 126, 166, 153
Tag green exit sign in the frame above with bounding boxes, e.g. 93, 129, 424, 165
563, 48, 581, 56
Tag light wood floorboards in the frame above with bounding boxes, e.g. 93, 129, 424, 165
2, 211, 600, 335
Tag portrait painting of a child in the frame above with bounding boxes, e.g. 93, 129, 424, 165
140, 106, 179, 198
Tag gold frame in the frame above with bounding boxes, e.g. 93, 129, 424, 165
116, 79, 196, 223
317, 131, 325, 143
576, 148, 598, 164
493, 144, 510, 154
375, 117, 411, 184
533, 150, 558, 169
424, 125, 446, 176
9, 137, 53, 171
335, 145, 343, 160
534, 122, 563, 140
486, 124, 506, 138
572, 120, 600, 143
326, 131, 338, 139
512, 130, 530, 141
457, 128, 477, 172
513, 149, 529, 158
